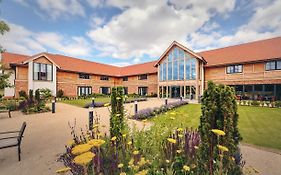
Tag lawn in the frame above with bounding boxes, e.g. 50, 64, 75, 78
150, 104, 281, 151
61, 97, 111, 107
61, 97, 138, 108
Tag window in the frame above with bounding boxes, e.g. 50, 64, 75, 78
100, 87, 110, 94
190, 58, 197, 79
100, 76, 109, 80
266, 60, 281, 70
79, 73, 90, 79
33, 63, 52, 81
163, 62, 166, 81
168, 61, 172, 80
173, 60, 179, 80
138, 74, 147, 80
122, 77, 128, 81
226, 65, 243, 74
77, 86, 92, 96
138, 87, 148, 96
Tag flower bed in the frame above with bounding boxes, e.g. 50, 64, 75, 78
237, 100, 281, 108
83, 98, 147, 108
131, 100, 188, 120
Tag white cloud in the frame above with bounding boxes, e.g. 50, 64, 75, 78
0, 21, 93, 57
36, 0, 85, 19
188, 0, 281, 51
87, 0, 236, 59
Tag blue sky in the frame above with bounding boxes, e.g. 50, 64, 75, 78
0, 0, 280, 66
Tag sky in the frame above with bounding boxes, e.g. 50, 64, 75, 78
0, 0, 280, 66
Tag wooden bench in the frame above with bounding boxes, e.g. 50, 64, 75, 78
0, 109, 11, 118
0, 122, 26, 161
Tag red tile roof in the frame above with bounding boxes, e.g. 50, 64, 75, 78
1, 52, 157, 76
1, 36, 280, 74
199, 37, 281, 67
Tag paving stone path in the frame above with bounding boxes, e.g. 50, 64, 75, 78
0, 99, 280, 175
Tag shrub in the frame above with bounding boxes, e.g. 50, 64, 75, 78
198, 81, 242, 175
251, 100, 260, 107
5, 100, 17, 111
19, 90, 28, 99
57, 89, 64, 98
40, 88, 52, 100
110, 87, 126, 140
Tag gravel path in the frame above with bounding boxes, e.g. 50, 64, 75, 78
0, 99, 280, 175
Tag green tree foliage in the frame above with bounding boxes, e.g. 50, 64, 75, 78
197, 81, 242, 175
0, 20, 10, 53
0, 64, 12, 89
110, 86, 126, 140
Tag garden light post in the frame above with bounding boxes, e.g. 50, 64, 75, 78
52, 100, 55, 113
165, 97, 168, 106
91, 97, 95, 107
134, 101, 138, 115
89, 107, 94, 130
180, 96, 183, 101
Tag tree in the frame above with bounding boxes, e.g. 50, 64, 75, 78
197, 81, 242, 175
0, 7, 11, 90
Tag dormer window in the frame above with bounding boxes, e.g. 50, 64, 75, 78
226, 65, 243, 74
33, 63, 52, 81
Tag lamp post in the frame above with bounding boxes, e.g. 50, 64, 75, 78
91, 97, 95, 107
89, 107, 94, 130
165, 97, 168, 106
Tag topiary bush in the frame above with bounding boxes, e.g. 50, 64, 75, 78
197, 81, 243, 175
110, 86, 126, 141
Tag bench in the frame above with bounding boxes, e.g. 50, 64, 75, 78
0, 122, 26, 161
0, 109, 11, 118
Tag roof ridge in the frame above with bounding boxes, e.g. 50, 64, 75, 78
198, 36, 281, 53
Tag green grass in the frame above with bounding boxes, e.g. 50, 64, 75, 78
150, 104, 281, 151
61, 97, 111, 107
61, 97, 137, 108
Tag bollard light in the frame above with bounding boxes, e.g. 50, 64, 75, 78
52, 100, 56, 113
89, 107, 94, 130
165, 97, 168, 106
91, 97, 95, 107
180, 96, 183, 101
134, 101, 138, 115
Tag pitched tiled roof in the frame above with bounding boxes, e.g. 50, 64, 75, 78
0, 52, 157, 76
1, 52, 30, 68
199, 37, 281, 67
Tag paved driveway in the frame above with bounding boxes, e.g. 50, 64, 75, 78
0, 98, 280, 175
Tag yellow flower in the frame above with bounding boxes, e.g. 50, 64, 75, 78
133, 150, 139, 155
73, 152, 95, 166
104, 103, 110, 107
116, 114, 121, 117
118, 163, 124, 168
135, 169, 148, 175
167, 138, 176, 144
138, 157, 146, 167
67, 140, 75, 146
120, 172, 126, 175
116, 97, 121, 100
71, 144, 92, 155
211, 129, 226, 136
111, 136, 117, 141
178, 134, 183, 138
127, 141, 132, 145
122, 134, 127, 137
177, 128, 184, 132
183, 165, 190, 172
88, 139, 105, 147
129, 159, 134, 165
56, 167, 71, 174
217, 145, 229, 152
170, 117, 175, 120
170, 112, 176, 115
165, 159, 170, 163
176, 149, 182, 154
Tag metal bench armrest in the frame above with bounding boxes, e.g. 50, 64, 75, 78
0, 131, 20, 135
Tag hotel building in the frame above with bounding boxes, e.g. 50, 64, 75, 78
1, 37, 281, 101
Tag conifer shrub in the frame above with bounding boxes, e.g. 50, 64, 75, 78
197, 81, 243, 175
110, 87, 126, 141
